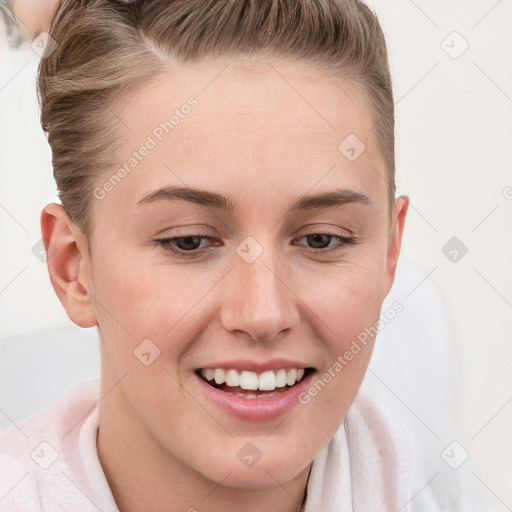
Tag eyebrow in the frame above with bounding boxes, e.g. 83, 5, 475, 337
136, 185, 370, 213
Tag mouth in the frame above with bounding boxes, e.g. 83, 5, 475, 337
195, 367, 315, 399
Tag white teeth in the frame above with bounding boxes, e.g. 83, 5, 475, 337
214, 369, 226, 385
235, 391, 259, 399
201, 367, 308, 391
275, 369, 287, 388
240, 371, 259, 390
225, 369, 240, 387
258, 370, 276, 391
286, 368, 297, 386
235, 390, 280, 399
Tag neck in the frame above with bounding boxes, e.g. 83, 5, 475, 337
96, 383, 310, 512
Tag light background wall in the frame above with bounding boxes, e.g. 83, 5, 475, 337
0, 0, 511, 509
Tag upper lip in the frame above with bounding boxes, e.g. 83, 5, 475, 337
197, 359, 313, 373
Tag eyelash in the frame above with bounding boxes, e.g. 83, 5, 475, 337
153, 231, 358, 258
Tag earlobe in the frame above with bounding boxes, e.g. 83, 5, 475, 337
40, 203, 98, 328
383, 195, 409, 297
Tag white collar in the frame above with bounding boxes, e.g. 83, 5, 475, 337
304, 382, 412, 511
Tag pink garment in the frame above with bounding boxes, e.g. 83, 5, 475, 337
0, 380, 117, 511
0, 379, 412, 511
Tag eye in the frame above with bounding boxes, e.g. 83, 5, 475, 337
295, 233, 357, 253
154, 231, 357, 258
154, 235, 217, 257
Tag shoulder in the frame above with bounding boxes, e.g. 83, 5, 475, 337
0, 451, 42, 511
0, 379, 101, 511
0, 378, 100, 455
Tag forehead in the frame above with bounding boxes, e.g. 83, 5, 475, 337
105, 58, 387, 210
118, 57, 376, 137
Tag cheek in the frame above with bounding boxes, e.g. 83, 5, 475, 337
91, 248, 211, 370
303, 248, 386, 339
296, 253, 385, 419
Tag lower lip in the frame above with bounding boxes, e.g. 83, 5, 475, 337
196, 372, 315, 421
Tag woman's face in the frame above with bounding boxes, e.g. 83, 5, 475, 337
59, 58, 407, 488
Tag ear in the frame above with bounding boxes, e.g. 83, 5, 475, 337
11, 0, 60, 38
382, 195, 409, 298
40, 203, 98, 328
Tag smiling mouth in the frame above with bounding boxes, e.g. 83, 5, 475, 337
196, 367, 315, 398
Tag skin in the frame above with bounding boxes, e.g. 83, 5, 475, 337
41, 57, 408, 511
10, 0, 60, 38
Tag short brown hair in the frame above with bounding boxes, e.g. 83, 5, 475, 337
38, 0, 395, 239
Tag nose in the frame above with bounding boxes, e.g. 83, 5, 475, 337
220, 245, 300, 342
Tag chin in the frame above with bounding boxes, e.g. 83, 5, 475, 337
194, 444, 312, 490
